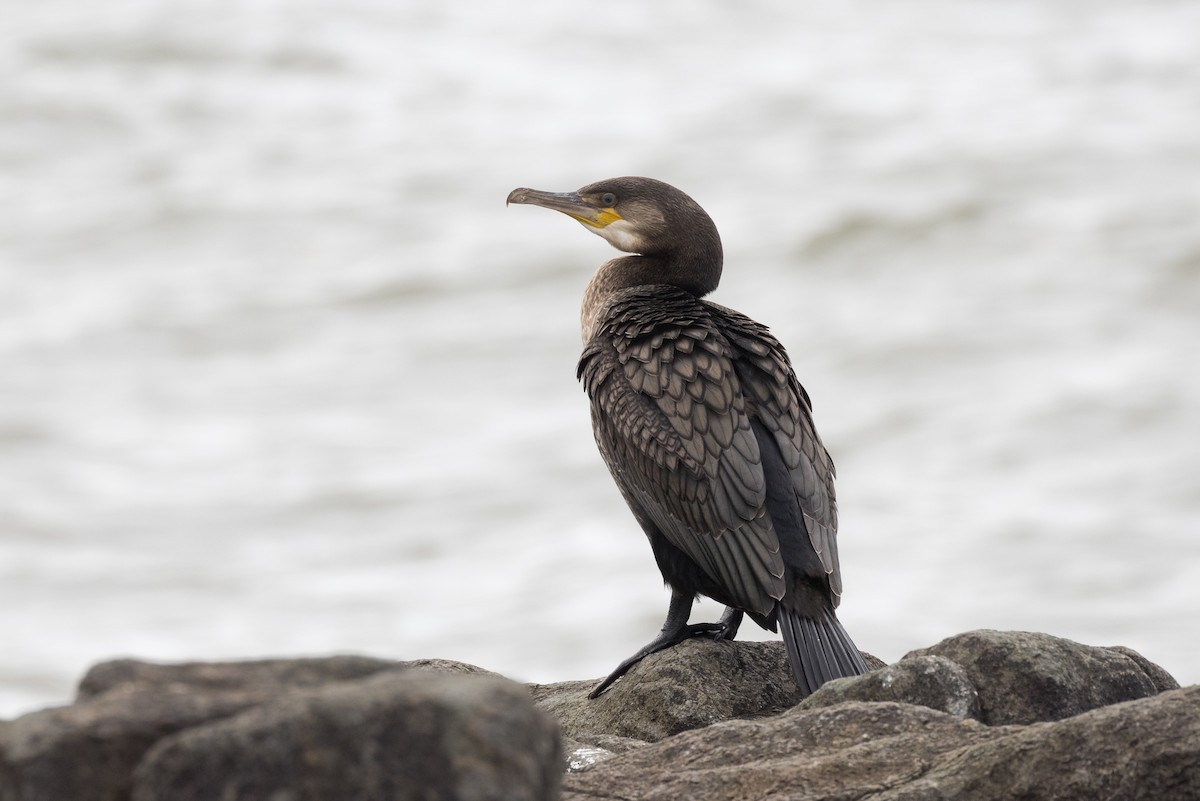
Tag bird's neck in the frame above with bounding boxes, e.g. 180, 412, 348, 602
580, 252, 722, 343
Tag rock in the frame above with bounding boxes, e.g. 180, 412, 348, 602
562, 687, 1200, 800
871, 685, 1200, 801
798, 654, 982, 719
533, 638, 882, 773
2, 631, 1185, 801
530, 639, 807, 745
0, 656, 496, 801
76, 654, 447, 701
562, 701, 1008, 800
0, 684, 267, 801
131, 671, 561, 801
1107, 645, 1183, 693
559, 734, 648, 773
906, 629, 1177, 725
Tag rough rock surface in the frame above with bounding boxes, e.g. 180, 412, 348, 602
534, 639, 798, 744
132, 671, 561, 801
532, 638, 884, 746
77, 654, 487, 701
1, 630, 1190, 801
796, 653, 982, 719
562, 701, 1007, 800
0, 683, 264, 801
906, 629, 1179, 725
877, 686, 1200, 801
561, 687, 1200, 801
0, 656, 553, 801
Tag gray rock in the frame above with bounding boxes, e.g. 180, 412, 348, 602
1106, 644, 1183, 693
534, 637, 881, 772
561, 741, 615, 773
3, 631, 1184, 801
132, 671, 561, 801
798, 654, 982, 719
872, 685, 1200, 801
1, 685, 263, 801
560, 734, 649, 773
76, 655, 436, 701
906, 629, 1175, 725
562, 701, 1008, 800
0, 656, 495, 801
531, 639, 809, 744
562, 686, 1200, 801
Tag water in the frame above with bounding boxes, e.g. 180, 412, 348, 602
2, 0, 1199, 717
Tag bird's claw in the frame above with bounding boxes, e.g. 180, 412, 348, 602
684, 621, 728, 640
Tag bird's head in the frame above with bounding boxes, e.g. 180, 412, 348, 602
507, 177, 723, 283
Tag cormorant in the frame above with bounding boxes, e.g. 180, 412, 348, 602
507, 177, 870, 698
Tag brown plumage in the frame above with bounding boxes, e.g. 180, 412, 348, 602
508, 177, 870, 697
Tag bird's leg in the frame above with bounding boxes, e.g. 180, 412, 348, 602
589, 589, 722, 699
709, 606, 743, 641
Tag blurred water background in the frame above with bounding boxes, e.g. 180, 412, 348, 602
2, 0, 1199, 717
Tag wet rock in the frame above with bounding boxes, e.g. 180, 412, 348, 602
131, 671, 561, 801
562, 687, 1200, 800
798, 653, 982, 719
906, 629, 1177, 725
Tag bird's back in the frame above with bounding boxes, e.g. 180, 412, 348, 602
578, 286, 844, 622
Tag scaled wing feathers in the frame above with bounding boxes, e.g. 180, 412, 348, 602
578, 287, 843, 613
708, 302, 843, 601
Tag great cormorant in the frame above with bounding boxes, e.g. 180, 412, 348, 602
507, 177, 870, 698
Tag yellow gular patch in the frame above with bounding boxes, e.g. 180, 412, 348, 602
595, 208, 623, 227
573, 208, 623, 228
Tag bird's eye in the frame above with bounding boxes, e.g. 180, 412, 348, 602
600, 192, 617, 207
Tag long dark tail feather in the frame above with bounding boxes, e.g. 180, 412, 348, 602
780, 606, 871, 697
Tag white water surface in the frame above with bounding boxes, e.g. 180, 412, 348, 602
2, 0, 1199, 716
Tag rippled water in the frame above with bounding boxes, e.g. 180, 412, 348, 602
3, 0, 1199, 716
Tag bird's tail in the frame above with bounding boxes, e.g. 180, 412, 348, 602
779, 604, 871, 697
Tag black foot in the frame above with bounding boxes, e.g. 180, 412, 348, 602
588, 596, 748, 699
709, 607, 743, 642
588, 621, 720, 699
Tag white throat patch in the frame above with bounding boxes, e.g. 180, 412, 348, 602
587, 218, 645, 253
